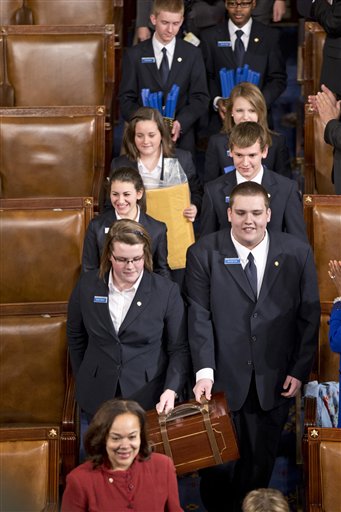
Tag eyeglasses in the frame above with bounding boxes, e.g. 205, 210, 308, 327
226, 1, 253, 8
112, 254, 144, 265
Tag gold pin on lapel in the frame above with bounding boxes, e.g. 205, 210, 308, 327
254, 38, 259, 43
274, 261, 279, 267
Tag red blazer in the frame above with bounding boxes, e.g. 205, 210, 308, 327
61, 453, 183, 512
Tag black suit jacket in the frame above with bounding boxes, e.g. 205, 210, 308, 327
200, 19, 287, 108
118, 37, 210, 135
200, 168, 308, 240
82, 209, 171, 278
67, 270, 190, 415
204, 131, 291, 183
110, 149, 203, 213
313, 0, 341, 97
184, 229, 320, 411
325, 119, 341, 194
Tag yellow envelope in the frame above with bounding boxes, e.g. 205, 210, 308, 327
146, 183, 195, 269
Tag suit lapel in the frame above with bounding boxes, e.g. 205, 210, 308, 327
93, 273, 118, 338
167, 39, 186, 88
222, 172, 237, 203
217, 230, 256, 301
257, 233, 285, 304
261, 168, 279, 204
118, 271, 152, 334
141, 40, 162, 88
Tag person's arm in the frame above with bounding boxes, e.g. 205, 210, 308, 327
157, 283, 190, 412
199, 185, 220, 236
260, 28, 287, 107
118, 48, 141, 122
285, 245, 321, 382
184, 245, 216, 401
204, 135, 223, 183
328, 259, 341, 354
81, 220, 101, 273
174, 46, 210, 135
313, 0, 341, 35
282, 181, 308, 241
273, 0, 286, 22
152, 222, 171, 279
271, 134, 292, 179
315, 85, 341, 126
61, 470, 88, 512
67, 280, 89, 376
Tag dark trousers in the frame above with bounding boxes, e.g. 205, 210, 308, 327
200, 374, 291, 511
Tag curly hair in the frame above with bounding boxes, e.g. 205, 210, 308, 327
242, 488, 289, 512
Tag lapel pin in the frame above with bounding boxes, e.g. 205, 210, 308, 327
109, 478, 113, 483
137, 301, 142, 306
254, 37, 259, 43
274, 261, 279, 267
267, 193, 271, 198
177, 57, 182, 62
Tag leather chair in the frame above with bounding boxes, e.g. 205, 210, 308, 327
0, 197, 93, 304
26, 0, 115, 24
0, 303, 78, 483
305, 427, 341, 512
0, 1, 32, 24
303, 21, 326, 100
0, 24, 117, 172
0, 425, 60, 511
304, 105, 334, 194
0, 106, 105, 208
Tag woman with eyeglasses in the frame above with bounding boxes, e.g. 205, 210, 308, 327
204, 82, 291, 183
67, 219, 189, 421
82, 166, 171, 279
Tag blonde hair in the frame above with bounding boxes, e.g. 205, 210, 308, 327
224, 82, 272, 143
152, 0, 184, 16
242, 488, 289, 512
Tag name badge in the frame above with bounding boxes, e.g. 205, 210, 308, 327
141, 57, 156, 64
93, 296, 108, 303
224, 165, 234, 174
217, 41, 232, 47
225, 196, 230, 204
105, 227, 109, 233
224, 258, 241, 265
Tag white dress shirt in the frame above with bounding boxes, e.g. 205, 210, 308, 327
108, 269, 144, 333
137, 150, 163, 189
152, 33, 176, 69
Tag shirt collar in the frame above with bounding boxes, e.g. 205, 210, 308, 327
236, 165, 264, 184
115, 204, 140, 222
152, 33, 176, 56
230, 229, 269, 265
137, 148, 163, 173
109, 268, 144, 293
228, 17, 252, 38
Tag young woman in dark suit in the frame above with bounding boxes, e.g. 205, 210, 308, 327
204, 82, 292, 183
111, 107, 203, 221
82, 167, 171, 278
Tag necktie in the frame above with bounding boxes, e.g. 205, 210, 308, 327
244, 252, 257, 299
160, 47, 169, 86
234, 30, 245, 68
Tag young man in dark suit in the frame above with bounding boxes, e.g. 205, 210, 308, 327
118, 0, 210, 153
297, 0, 341, 100
185, 181, 320, 511
200, 0, 287, 132
200, 121, 307, 239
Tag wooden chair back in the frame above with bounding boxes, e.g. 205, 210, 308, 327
306, 427, 341, 512
0, 425, 60, 511
0, 106, 105, 207
26, 0, 115, 24
0, 197, 93, 304
303, 21, 326, 99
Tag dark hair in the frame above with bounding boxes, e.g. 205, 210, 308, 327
123, 107, 174, 160
152, 0, 184, 16
84, 399, 152, 469
229, 121, 269, 152
242, 488, 289, 512
99, 219, 153, 279
229, 182, 270, 210
109, 166, 146, 213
